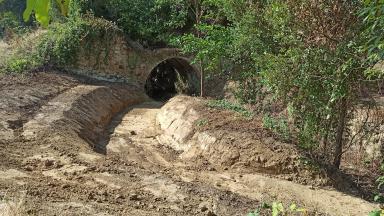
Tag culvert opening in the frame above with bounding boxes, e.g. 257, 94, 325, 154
145, 58, 199, 101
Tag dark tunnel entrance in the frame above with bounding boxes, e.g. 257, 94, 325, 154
145, 58, 200, 101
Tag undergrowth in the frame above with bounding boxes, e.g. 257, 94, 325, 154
0, 14, 119, 74
262, 115, 291, 142
195, 118, 208, 127
207, 99, 253, 118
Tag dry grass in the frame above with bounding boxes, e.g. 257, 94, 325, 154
0, 41, 10, 68
0, 29, 47, 70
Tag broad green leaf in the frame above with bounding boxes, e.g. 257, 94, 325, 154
368, 210, 382, 216
23, 0, 35, 22
35, 0, 51, 27
55, 0, 70, 16
23, 0, 51, 27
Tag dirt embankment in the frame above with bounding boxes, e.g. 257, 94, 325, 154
157, 97, 327, 184
22, 84, 146, 150
0, 72, 379, 216
156, 96, 379, 215
0, 72, 258, 215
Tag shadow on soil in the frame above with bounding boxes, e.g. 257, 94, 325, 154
95, 101, 164, 155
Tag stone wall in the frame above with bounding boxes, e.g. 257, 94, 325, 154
68, 34, 200, 86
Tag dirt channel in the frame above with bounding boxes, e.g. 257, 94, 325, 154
0, 72, 379, 216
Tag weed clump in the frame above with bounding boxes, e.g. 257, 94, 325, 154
207, 99, 253, 118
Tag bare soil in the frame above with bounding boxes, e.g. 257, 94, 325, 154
0, 72, 379, 216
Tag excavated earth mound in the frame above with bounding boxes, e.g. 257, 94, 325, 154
157, 97, 317, 178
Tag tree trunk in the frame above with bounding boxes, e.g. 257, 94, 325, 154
333, 98, 348, 168
200, 60, 204, 97
193, 0, 204, 97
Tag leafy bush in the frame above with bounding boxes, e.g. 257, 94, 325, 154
0, 12, 21, 38
37, 15, 118, 67
106, 0, 190, 46
369, 209, 384, 216
1, 14, 119, 74
4, 58, 34, 73
360, 0, 384, 63
0, 30, 44, 74
172, 24, 233, 74
207, 99, 253, 118
176, 0, 375, 168
262, 115, 291, 141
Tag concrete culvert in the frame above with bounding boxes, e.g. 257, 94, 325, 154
145, 58, 200, 101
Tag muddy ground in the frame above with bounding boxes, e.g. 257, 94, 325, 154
0, 71, 379, 216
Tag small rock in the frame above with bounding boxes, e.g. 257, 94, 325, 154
24, 166, 33, 172
53, 163, 63, 169
97, 190, 108, 196
200, 206, 208, 212
130, 194, 140, 201
207, 211, 217, 216
88, 193, 95, 200
61, 184, 70, 189
44, 160, 54, 167
115, 194, 124, 200
130, 131, 137, 135
257, 156, 266, 163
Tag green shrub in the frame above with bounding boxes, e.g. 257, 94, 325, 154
262, 115, 291, 141
5, 58, 31, 73
207, 99, 253, 118
0, 12, 21, 38
368, 209, 384, 216
0, 0, 30, 39
1, 14, 119, 74
106, 0, 190, 45
37, 15, 118, 67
